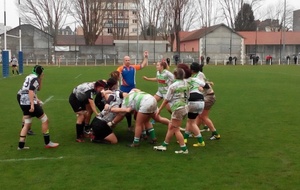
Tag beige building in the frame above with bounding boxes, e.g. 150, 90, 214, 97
103, 0, 139, 37
75, 0, 139, 38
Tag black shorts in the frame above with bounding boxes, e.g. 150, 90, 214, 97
91, 117, 113, 140
69, 93, 86, 113
12, 65, 17, 67
188, 93, 204, 119
17, 94, 44, 118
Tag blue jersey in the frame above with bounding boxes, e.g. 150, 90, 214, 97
117, 65, 142, 93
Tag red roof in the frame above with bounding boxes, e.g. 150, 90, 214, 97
238, 31, 300, 45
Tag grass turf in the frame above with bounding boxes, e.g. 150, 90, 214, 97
0, 64, 300, 189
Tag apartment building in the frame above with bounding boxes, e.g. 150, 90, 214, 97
102, 0, 139, 38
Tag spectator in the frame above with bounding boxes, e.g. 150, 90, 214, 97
233, 56, 237, 65
294, 55, 298, 64
266, 55, 272, 65
166, 57, 170, 66
228, 56, 233, 64
206, 56, 210, 64
174, 54, 179, 65
200, 56, 205, 64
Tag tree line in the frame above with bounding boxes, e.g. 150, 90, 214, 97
19, 0, 294, 49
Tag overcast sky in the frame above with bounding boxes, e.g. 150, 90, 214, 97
1, 0, 300, 28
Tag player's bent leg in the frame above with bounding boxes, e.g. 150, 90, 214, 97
104, 133, 118, 144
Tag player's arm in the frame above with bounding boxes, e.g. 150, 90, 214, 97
28, 90, 35, 112
88, 98, 99, 116
143, 76, 157, 81
140, 51, 148, 68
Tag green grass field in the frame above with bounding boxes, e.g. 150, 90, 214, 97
1, 64, 300, 189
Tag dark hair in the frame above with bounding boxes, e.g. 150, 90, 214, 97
177, 63, 191, 78
32, 65, 44, 76
173, 68, 185, 80
190, 62, 203, 72
94, 80, 107, 89
110, 71, 120, 80
106, 77, 118, 90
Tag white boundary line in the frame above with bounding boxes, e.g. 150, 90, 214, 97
43, 96, 54, 105
0, 156, 64, 162
75, 74, 82, 79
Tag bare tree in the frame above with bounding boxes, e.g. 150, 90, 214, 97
136, 0, 164, 40
195, 0, 223, 28
73, 0, 107, 45
218, 0, 263, 29
259, 1, 293, 31
20, 0, 71, 44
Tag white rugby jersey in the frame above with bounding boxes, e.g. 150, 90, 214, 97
156, 69, 174, 96
186, 77, 205, 94
165, 80, 189, 112
192, 72, 213, 95
98, 91, 123, 122
122, 91, 150, 111
193, 71, 206, 83
17, 74, 39, 105
73, 82, 95, 101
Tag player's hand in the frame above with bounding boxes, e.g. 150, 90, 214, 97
143, 76, 148, 80
144, 51, 148, 58
29, 105, 34, 112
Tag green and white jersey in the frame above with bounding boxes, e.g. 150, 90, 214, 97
186, 77, 205, 94
165, 80, 189, 112
192, 71, 206, 83
122, 91, 148, 110
156, 69, 174, 96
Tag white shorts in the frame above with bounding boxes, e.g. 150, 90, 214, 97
155, 91, 166, 99
188, 101, 205, 114
171, 105, 188, 120
138, 95, 158, 114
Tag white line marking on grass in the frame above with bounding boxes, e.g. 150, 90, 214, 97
43, 96, 54, 105
0, 156, 64, 162
75, 74, 82, 79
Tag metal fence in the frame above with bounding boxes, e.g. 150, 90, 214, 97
19, 57, 299, 66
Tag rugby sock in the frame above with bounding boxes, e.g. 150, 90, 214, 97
76, 123, 84, 138
212, 130, 218, 136
162, 141, 168, 147
18, 141, 25, 149
84, 124, 91, 131
43, 133, 50, 145
133, 137, 140, 144
180, 144, 188, 151
12, 70, 14, 74
16, 70, 19, 74
147, 128, 156, 139
184, 131, 191, 140
194, 134, 204, 143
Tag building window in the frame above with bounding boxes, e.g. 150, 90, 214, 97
132, 11, 136, 15
133, 19, 138, 24
132, 28, 137, 33
108, 28, 112, 34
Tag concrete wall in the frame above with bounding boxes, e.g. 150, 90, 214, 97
201, 27, 243, 60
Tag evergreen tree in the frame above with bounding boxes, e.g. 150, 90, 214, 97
234, 3, 257, 31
